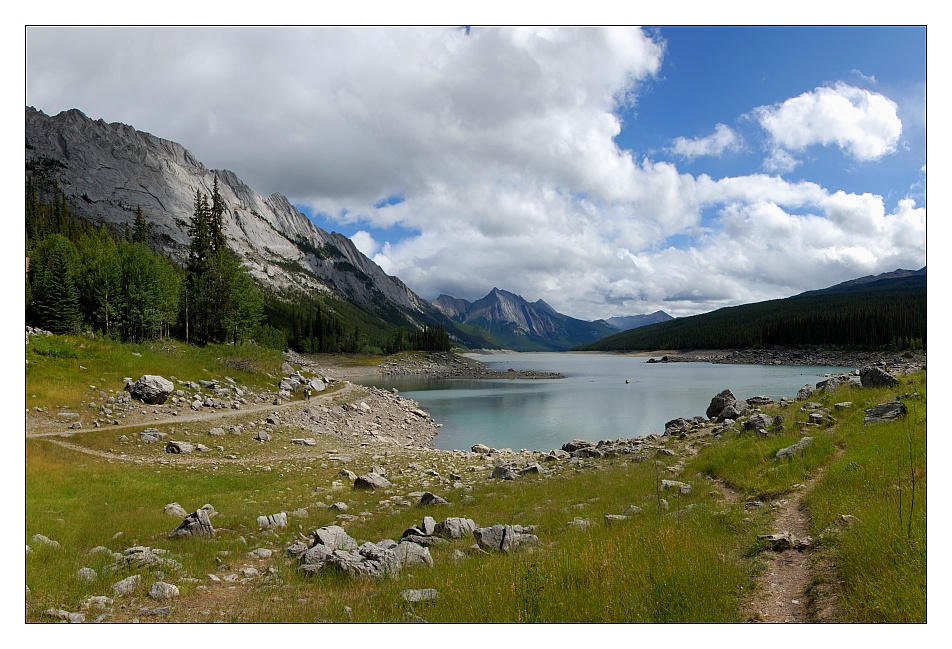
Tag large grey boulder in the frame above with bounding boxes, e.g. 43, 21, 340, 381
491, 466, 520, 480
776, 437, 814, 459
860, 366, 900, 388
744, 413, 774, 432
473, 524, 540, 553
312, 525, 359, 551
167, 508, 215, 538
165, 440, 193, 454
257, 512, 288, 529
129, 375, 174, 405
111, 574, 141, 596
323, 543, 401, 579
354, 473, 392, 490
433, 517, 478, 539
162, 502, 189, 517
393, 541, 434, 568
864, 402, 908, 425
149, 582, 180, 600
706, 389, 748, 422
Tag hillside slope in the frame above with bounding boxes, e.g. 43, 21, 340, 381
575, 272, 926, 351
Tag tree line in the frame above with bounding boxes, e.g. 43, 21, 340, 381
25, 173, 457, 355
576, 281, 926, 352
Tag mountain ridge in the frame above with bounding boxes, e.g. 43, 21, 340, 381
432, 288, 673, 351
25, 106, 435, 332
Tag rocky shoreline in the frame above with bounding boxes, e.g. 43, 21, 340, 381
642, 347, 925, 375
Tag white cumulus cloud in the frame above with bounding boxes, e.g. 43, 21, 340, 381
668, 123, 742, 160
755, 82, 902, 161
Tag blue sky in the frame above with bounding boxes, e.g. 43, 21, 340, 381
24, 25, 927, 320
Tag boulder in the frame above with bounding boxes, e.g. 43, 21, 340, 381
420, 492, 450, 506
322, 543, 401, 579
129, 375, 174, 405
400, 588, 441, 603
796, 384, 814, 401
167, 507, 215, 538
139, 428, 167, 443
111, 574, 141, 596
257, 512, 288, 529
661, 479, 692, 495
433, 517, 478, 539
491, 466, 520, 480
743, 413, 774, 432
163, 502, 188, 517
473, 524, 540, 553
149, 582, 180, 600
816, 374, 851, 393
562, 439, 594, 453
393, 540, 434, 568
860, 366, 900, 388
471, 443, 492, 454
706, 389, 747, 422
864, 401, 908, 425
312, 525, 359, 551
354, 473, 392, 490
776, 437, 814, 459
165, 440, 193, 454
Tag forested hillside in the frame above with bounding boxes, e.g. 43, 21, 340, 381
25, 174, 453, 354
574, 275, 926, 352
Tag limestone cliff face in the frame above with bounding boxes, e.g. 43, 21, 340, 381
25, 107, 428, 318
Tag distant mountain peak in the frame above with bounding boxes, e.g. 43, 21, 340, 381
431, 287, 672, 351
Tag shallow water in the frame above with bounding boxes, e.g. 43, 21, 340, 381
355, 352, 847, 452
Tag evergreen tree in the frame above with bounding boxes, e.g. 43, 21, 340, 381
209, 175, 227, 253
132, 204, 150, 244
29, 234, 81, 334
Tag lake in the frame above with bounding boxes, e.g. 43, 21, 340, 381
355, 352, 848, 452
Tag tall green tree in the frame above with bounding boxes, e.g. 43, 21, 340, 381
76, 226, 122, 337
29, 234, 81, 334
132, 204, 150, 244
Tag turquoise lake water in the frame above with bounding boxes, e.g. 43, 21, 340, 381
355, 352, 847, 452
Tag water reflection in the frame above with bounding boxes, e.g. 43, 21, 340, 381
354, 353, 846, 452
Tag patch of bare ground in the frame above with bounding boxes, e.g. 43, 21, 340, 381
742, 484, 815, 623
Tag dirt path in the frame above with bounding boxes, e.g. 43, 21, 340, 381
742, 485, 815, 623
25, 383, 357, 439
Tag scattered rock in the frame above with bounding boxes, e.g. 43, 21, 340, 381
257, 512, 288, 529
148, 581, 179, 600
864, 401, 908, 425
111, 574, 141, 596
165, 440, 193, 454
400, 588, 441, 603
473, 524, 539, 553
354, 473, 392, 490
419, 492, 449, 506
168, 508, 215, 538
776, 437, 813, 459
129, 375, 174, 405
860, 365, 900, 388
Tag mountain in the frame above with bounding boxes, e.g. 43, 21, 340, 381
432, 288, 671, 351
25, 107, 442, 335
574, 270, 926, 352
598, 311, 675, 331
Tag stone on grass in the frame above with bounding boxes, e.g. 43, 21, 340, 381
129, 375, 174, 405
776, 437, 814, 459
860, 366, 900, 388
168, 508, 215, 538
149, 582, 179, 600
419, 492, 450, 506
257, 512, 288, 529
111, 574, 141, 596
76, 567, 98, 582
473, 524, 539, 553
433, 517, 478, 539
400, 588, 441, 603
864, 402, 908, 425
354, 473, 392, 490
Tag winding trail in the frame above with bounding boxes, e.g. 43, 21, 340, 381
742, 484, 815, 623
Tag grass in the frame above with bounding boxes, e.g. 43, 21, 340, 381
24, 334, 927, 623
26, 334, 286, 413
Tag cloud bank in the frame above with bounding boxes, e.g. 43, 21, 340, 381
26, 27, 925, 320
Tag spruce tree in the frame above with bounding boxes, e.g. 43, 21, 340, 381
132, 204, 149, 244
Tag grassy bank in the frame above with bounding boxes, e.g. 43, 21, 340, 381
25, 334, 926, 623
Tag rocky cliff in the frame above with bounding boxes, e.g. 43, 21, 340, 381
25, 107, 429, 321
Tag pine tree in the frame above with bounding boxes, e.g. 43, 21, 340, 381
30, 234, 81, 334
209, 175, 227, 253
132, 204, 150, 244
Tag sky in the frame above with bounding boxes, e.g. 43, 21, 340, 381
24, 24, 928, 320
